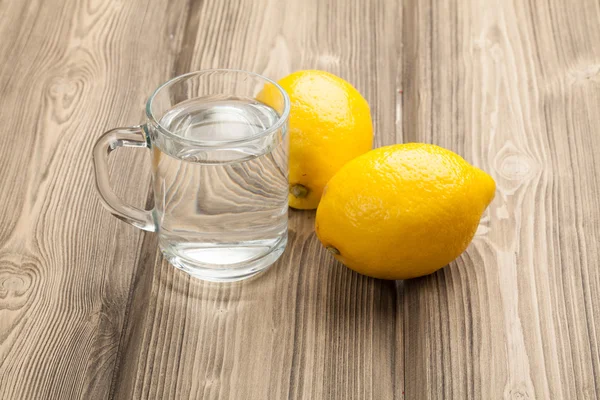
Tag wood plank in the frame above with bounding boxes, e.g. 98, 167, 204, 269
110, 0, 403, 399
0, 0, 180, 398
402, 0, 600, 398
5, 0, 599, 398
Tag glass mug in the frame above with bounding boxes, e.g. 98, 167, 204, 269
93, 69, 290, 282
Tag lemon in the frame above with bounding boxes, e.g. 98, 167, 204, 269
258, 70, 373, 209
315, 143, 496, 280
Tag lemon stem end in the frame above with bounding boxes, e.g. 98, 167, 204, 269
290, 184, 309, 198
326, 246, 340, 256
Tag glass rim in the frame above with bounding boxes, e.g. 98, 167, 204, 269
145, 68, 291, 147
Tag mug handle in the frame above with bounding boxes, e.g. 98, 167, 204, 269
92, 126, 156, 232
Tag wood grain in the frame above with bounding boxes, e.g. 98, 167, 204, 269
0, 0, 599, 399
111, 1, 402, 399
402, 0, 600, 398
0, 0, 182, 398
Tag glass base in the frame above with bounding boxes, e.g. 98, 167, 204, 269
161, 235, 287, 282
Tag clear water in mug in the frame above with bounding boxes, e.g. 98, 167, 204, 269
151, 96, 288, 280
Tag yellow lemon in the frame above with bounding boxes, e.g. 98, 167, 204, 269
315, 143, 496, 280
258, 70, 373, 209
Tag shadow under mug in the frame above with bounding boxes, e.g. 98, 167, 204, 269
93, 69, 291, 282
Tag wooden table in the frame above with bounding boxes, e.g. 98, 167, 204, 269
1, 0, 599, 398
